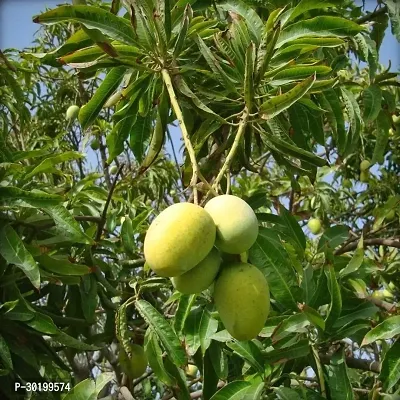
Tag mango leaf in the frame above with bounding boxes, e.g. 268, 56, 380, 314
279, 207, 306, 255
79, 66, 127, 130
217, 1, 263, 43
272, 313, 310, 342
362, 316, 400, 346
227, 341, 264, 374
339, 243, 364, 278
281, 0, 336, 25
0, 334, 13, 371
249, 228, 300, 310
33, 5, 137, 46
25, 312, 59, 335
363, 84, 382, 122
0, 225, 40, 289
129, 114, 153, 163
144, 329, 175, 386
317, 225, 349, 253
37, 254, 91, 276
243, 382, 264, 400
79, 274, 98, 324
379, 340, 400, 391
264, 340, 310, 364
44, 206, 95, 245
332, 302, 378, 330
277, 16, 364, 48
244, 42, 256, 111
260, 74, 316, 120
386, 0, 400, 41
325, 350, 354, 400
62, 372, 114, 400
324, 265, 342, 331
135, 300, 187, 367
203, 349, 219, 400
174, 294, 196, 336
199, 306, 219, 355
209, 340, 228, 380
341, 88, 362, 153
210, 381, 252, 400
163, 356, 191, 400
24, 151, 83, 179
372, 110, 391, 165
0, 187, 63, 208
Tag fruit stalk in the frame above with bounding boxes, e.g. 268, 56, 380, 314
211, 109, 249, 193
161, 69, 217, 203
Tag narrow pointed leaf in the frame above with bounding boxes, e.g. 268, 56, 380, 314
135, 300, 187, 367
0, 225, 40, 289
362, 316, 400, 346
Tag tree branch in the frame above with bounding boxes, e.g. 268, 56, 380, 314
319, 353, 381, 373
356, 5, 387, 24
335, 237, 400, 255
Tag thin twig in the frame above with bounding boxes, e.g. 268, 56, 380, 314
335, 237, 400, 255
356, 5, 387, 24
95, 164, 124, 243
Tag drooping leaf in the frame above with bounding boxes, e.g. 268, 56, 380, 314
363, 84, 382, 122
362, 316, 400, 346
379, 340, 400, 391
79, 66, 127, 130
33, 5, 137, 46
135, 300, 187, 367
260, 74, 316, 120
0, 225, 40, 289
210, 381, 252, 400
37, 254, 91, 276
227, 341, 265, 373
0, 187, 63, 208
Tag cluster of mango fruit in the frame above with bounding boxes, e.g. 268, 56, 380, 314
144, 195, 270, 342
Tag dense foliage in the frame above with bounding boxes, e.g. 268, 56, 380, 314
0, 0, 400, 399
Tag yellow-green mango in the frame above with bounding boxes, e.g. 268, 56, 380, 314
119, 344, 148, 379
204, 195, 258, 254
66, 105, 80, 121
144, 203, 216, 277
186, 364, 198, 377
214, 262, 270, 341
171, 248, 221, 294
360, 170, 370, 183
360, 160, 371, 171
307, 218, 322, 235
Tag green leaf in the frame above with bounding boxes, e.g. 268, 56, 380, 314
129, 114, 153, 163
243, 382, 264, 400
362, 316, 400, 346
0, 225, 40, 289
217, 0, 264, 44
260, 74, 316, 120
244, 42, 256, 111
274, 65, 332, 80
277, 16, 364, 48
372, 110, 391, 165
272, 313, 310, 342
282, 0, 336, 25
107, 112, 137, 161
0, 187, 63, 208
274, 387, 301, 400
199, 306, 219, 355
174, 294, 196, 336
163, 356, 191, 400
325, 350, 355, 400
324, 265, 342, 331
341, 88, 362, 154
380, 340, 400, 391
62, 372, 114, 400
320, 89, 347, 156
25, 151, 83, 179
249, 228, 300, 310
386, 0, 400, 41
227, 341, 265, 373
25, 312, 59, 335
210, 381, 252, 400
264, 340, 310, 364
79, 66, 127, 130
279, 207, 306, 255
333, 302, 378, 329
54, 330, 101, 351
317, 225, 349, 253
203, 348, 219, 400
144, 329, 175, 386
33, 5, 137, 46
37, 254, 91, 276
363, 84, 382, 122
209, 340, 228, 380
339, 246, 364, 278
135, 300, 187, 367
45, 206, 95, 245
0, 334, 13, 371
79, 274, 98, 324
